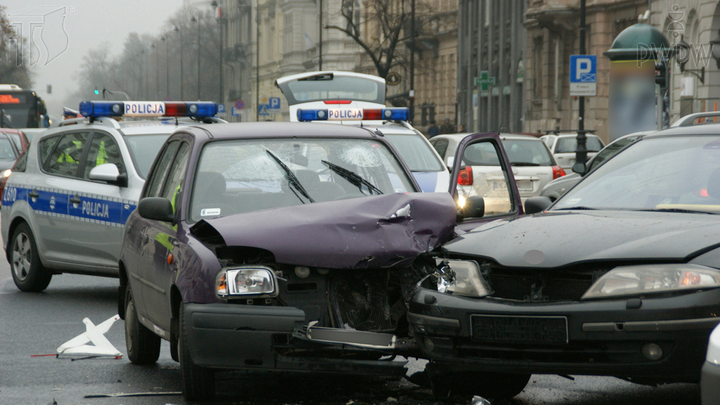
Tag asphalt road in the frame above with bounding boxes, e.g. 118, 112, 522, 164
0, 255, 703, 405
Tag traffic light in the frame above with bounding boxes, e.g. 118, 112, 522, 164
94, 88, 100, 95
655, 61, 667, 88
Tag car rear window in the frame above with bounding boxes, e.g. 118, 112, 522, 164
503, 139, 555, 166
555, 136, 604, 153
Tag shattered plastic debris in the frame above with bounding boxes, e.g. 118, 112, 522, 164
56, 315, 123, 359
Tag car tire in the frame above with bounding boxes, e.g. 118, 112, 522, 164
451, 372, 530, 399
125, 286, 161, 364
10, 223, 52, 292
179, 302, 215, 400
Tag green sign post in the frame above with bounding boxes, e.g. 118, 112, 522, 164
474, 71, 496, 91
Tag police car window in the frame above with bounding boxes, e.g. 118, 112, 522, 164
84, 133, 125, 180
384, 134, 443, 172
431, 138, 449, 159
46, 132, 90, 178
38, 135, 60, 167
124, 134, 172, 179
13, 151, 27, 172
161, 143, 190, 208
145, 141, 180, 198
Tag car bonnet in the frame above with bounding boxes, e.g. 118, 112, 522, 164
190, 192, 457, 269
444, 210, 720, 268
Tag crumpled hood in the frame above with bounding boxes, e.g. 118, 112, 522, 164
190, 192, 457, 269
445, 210, 720, 268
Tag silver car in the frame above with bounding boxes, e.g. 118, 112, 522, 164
540, 132, 605, 171
0, 100, 222, 292
430, 133, 564, 204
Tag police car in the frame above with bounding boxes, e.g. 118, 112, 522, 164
275, 71, 450, 192
0, 100, 221, 292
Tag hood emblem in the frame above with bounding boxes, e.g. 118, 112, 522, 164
524, 249, 545, 265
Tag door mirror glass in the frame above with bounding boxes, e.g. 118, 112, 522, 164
572, 162, 587, 175
138, 197, 175, 223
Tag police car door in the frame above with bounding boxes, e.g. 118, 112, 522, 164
67, 130, 135, 273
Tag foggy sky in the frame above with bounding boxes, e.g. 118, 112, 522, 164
4, 0, 189, 117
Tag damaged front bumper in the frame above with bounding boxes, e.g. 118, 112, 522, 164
182, 303, 408, 376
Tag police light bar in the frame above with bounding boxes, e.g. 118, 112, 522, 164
297, 107, 409, 122
79, 101, 218, 119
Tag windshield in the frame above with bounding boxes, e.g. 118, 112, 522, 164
285, 75, 384, 104
555, 136, 604, 153
503, 139, 555, 166
124, 134, 172, 179
189, 138, 415, 222
384, 133, 444, 172
555, 136, 720, 213
0, 137, 15, 159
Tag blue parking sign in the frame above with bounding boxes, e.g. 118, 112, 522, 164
569, 55, 597, 96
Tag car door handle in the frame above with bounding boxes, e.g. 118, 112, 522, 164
28, 190, 39, 198
69, 195, 81, 204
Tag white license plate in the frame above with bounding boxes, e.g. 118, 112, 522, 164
517, 180, 533, 191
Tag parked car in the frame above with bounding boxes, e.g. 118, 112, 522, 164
118, 122, 523, 400
276, 71, 450, 192
702, 323, 720, 405
540, 132, 605, 170
408, 124, 720, 400
0, 100, 223, 292
430, 133, 565, 202
540, 130, 653, 201
1, 128, 29, 153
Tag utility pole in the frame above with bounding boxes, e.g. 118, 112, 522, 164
319, 0, 323, 70
576, 0, 588, 166
409, 0, 415, 124
256, 8, 260, 121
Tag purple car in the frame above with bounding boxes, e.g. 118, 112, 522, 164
118, 121, 523, 400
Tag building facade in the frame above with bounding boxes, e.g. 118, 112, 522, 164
523, 0, 648, 142
219, 0, 459, 126
457, 0, 526, 134
649, 0, 720, 124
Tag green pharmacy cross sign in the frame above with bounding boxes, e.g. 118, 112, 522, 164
474, 71, 496, 91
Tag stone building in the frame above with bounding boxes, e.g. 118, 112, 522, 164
218, 0, 459, 126
523, 0, 648, 142
649, 0, 720, 123
457, 0, 526, 134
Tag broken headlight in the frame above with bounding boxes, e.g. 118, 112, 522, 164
581, 264, 720, 299
433, 259, 490, 297
217, 266, 277, 298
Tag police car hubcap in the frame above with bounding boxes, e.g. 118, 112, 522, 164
12, 234, 31, 280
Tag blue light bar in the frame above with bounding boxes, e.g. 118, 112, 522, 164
382, 108, 409, 121
186, 102, 217, 117
79, 101, 219, 119
297, 109, 328, 122
79, 101, 123, 118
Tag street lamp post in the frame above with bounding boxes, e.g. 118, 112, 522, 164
175, 25, 184, 100
192, 14, 201, 100
162, 35, 169, 100
152, 43, 159, 100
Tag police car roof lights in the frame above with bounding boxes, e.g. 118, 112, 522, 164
297, 107, 408, 122
79, 101, 218, 119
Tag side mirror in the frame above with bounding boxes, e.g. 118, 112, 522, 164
524, 196, 553, 214
88, 163, 128, 187
572, 162, 587, 176
138, 197, 175, 223
457, 196, 485, 221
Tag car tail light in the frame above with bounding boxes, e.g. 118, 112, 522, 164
552, 165, 566, 180
458, 166, 473, 186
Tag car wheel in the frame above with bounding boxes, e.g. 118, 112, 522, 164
451, 372, 530, 399
125, 286, 161, 364
10, 223, 51, 292
179, 302, 215, 400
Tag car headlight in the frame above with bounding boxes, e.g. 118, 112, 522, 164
434, 259, 490, 298
216, 266, 277, 298
581, 264, 720, 300
1, 169, 11, 179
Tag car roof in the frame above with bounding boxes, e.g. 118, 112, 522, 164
645, 123, 720, 137
194, 121, 379, 140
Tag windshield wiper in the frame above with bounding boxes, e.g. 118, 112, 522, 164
265, 149, 314, 203
321, 160, 383, 196
554, 206, 597, 211
510, 162, 541, 166
636, 207, 717, 215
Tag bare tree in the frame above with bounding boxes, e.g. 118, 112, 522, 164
0, 6, 32, 88
325, 0, 414, 79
